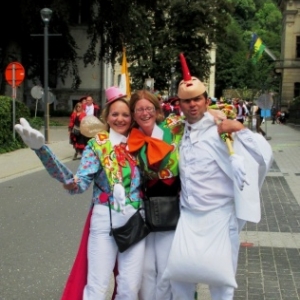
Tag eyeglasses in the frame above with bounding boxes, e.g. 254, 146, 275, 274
134, 107, 156, 114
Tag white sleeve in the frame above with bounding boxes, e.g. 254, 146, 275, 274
233, 129, 274, 185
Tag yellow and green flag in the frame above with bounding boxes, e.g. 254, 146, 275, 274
248, 33, 266, 64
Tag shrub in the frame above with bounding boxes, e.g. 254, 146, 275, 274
29, 117, 44, 130
0, 96, 30, 153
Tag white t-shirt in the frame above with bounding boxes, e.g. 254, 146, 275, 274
85, 104, 94, 116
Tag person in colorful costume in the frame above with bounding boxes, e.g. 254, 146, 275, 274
126, 89, 224, 300
126, 90, 182, 300
14, 86, 146, 300
68, 101, 89, 160
163, 53, 274, 300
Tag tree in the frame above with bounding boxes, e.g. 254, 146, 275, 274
0, 0, 281, 98
215, 0, 282, 97
78, 0, 233, 93
0, 0, 81, 93
120, 0, 233, 92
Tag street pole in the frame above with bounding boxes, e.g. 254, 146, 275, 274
41, 8, 52, 144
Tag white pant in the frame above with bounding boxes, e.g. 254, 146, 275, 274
171, 209, 244, 300
139, 231, 175, 300
83, 204, 145, 300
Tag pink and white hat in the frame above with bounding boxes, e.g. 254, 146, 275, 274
105, 86, 127, 105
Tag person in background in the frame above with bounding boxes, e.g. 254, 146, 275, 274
68, 102, 89, 160
169, 96, 183, 116
271, 106, 277, 124
162, 97, 173, 118
208, 97, 217, 106
166, 53, 273, 300
235, 100, 247, 124
15, 86, 145, 300
79, 96, 87, 111
246, 101, 254, 129
85, 95, 101, 118
279, 110, 287, 124
255, 106, 271, 139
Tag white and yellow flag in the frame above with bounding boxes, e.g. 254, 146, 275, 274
119, 47, 131, 98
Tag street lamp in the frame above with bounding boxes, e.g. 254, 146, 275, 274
41, 8, 52, 144
170, 67, 175, 97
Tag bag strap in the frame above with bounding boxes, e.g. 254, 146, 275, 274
94, 180, 113, 235
108, 201, 113, 236
138, 155, 148, 195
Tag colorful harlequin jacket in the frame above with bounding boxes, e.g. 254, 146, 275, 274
35, 133, 142, 210
34, 129, 142, 300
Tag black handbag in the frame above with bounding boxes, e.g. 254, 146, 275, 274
109, 206, 150, 253
144, 195, 180, 232
72, 125, 80, 136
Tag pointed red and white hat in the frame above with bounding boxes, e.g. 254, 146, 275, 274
177, 53, 206, 100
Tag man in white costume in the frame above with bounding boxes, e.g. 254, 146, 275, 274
165, 53, 273, 300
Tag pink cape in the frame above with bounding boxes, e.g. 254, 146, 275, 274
61, 208, 118, 299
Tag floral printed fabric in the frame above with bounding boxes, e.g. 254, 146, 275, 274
35, 143, 142, 210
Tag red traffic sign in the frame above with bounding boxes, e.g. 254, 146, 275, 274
5, 62, 25, 86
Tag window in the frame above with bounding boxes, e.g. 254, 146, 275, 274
296, 36, 300, 58
69, 0, 91, 25
294, 82, 300, 99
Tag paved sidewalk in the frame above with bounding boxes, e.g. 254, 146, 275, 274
1, 126, 74, 183
1, 121, 300, 299
194, 121, 300, 299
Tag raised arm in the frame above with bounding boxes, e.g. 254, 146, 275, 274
15, 118, 74, 184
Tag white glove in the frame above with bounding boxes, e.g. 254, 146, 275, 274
15, 118, 45, 150
229, 154, 249, 191
113, 183, 126, 214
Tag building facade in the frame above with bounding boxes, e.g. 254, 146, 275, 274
20, 25, 118, 114
20, 24, 216, 113
54, 25, 115, 111
277, 0, 300, 108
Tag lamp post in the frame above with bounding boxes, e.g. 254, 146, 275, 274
170, 67, 175, 97
41, 8, 52, 144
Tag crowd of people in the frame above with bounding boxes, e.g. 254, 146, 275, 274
14, 52, 274, 300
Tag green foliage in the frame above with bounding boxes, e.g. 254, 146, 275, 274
0, 96, 30, 154
28, 117, 43, 130
0, 0, 81, 93
124, 0, 233, 92
215, 0, 282, 97
0, 0, 282, 98
0, 99, 67, 153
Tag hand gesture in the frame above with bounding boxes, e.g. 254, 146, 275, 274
217, 119, 245, 134
63, 176, 79, 190
15, 118, 45, 150
208, 108, 227, 121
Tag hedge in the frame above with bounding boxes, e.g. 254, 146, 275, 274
0, 96, 31, 154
